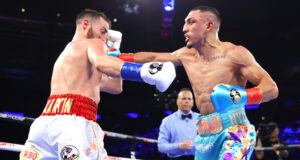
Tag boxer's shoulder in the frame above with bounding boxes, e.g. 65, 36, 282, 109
172, 47, 197, 64
85, 39, 106, 54
223, 43, 252, 65
67, 40, 88, 51
223, 43, 248, 56
173, 47, 197, 57
86, 39, 106, 47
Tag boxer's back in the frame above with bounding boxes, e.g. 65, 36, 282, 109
50, 40, 102, 103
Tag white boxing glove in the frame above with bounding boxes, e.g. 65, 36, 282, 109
140, 62, 176, 92
107, 29, 122, 50
121, 62, 176, 92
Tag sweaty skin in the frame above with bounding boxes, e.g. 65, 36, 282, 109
134, 10, 278, 115
50, 17, 125, 104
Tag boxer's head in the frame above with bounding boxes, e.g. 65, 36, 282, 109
176, 88, 194, 114
183, 6, 221, 48
76, 9, 111, 41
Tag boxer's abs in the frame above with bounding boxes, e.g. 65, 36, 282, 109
195, 93, 216, 116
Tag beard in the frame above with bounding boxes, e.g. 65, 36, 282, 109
86, 28, 95, 39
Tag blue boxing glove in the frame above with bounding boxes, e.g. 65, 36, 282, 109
210, 84, 248, 112
106, 46, 121, 57
121, 62, 176, 92
106, 29, 122, 57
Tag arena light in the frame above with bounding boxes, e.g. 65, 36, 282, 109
145, 113, 150, 118
161, 0, 175, 38
163, 0, 174, 11
164, 6, 172, 11
164, 110, 172, 115
127, 113, 139, 119
96, 114, 101, 120
244, 104, 260, 109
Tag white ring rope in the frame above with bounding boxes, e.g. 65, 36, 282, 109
0, 112, 158, 144
1, 112, 299, 155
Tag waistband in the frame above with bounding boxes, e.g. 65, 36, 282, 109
41, 94, 98, 122
196, 107, 249, 136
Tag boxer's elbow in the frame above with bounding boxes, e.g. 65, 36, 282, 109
103, 87, 123, 95
112, 86, 123, 94
110, 90, 122, 95
110, 82, 123, 94
269, 82, 279, 100
272, 84, 279, 99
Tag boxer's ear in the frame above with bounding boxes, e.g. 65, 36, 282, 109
206, 21, 214, 31
82, 19, 89, 30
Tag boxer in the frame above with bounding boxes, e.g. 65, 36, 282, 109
20, 9, 176, 160
114, 6, 279, 160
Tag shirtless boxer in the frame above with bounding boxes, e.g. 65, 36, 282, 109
20, 9, 175, 160
115, 6, 279, 160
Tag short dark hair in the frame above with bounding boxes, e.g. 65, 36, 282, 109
179, 88, 192, 93
267, 122, 279, 132
191, 5, 221, 24
178, 88, 192, 98
76, 9, 111, 27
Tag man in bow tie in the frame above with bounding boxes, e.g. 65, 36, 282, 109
158, 88, 200, 160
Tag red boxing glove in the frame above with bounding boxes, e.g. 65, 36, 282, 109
117, 53, 135, 62
246, 87, 262, 105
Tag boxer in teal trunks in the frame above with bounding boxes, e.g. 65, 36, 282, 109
118, 5, 279, 160
195, 85, 257, 160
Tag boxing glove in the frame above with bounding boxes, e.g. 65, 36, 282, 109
121, 62, 176, 92
210, 84, 262, 112
106, 29, 122, 57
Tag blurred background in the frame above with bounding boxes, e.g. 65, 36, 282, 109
0, 0, 299, 159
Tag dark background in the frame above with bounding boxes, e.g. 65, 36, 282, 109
0, 0, 299, 159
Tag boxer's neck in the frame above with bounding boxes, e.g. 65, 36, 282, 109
72, 29, 87, 41
196, 32, 221, 61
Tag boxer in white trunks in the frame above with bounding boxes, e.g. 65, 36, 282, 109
20, 9, 176, 160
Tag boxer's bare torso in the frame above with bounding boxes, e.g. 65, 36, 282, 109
50, 38, 123, 104
50, 40, 103, 103
134, 8, 277, 116
176, 42, 247, 115
135, 41, 276, 115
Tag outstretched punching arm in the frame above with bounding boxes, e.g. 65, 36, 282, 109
105, 29, 197, 66
88, 39, 176, 92
134, 47, 197, 66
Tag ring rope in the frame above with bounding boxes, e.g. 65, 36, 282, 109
0, 112, 157, 144
1, 112, 299, 152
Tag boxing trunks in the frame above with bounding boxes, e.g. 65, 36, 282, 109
195, 107, 256, 160
20, 94, 108, 160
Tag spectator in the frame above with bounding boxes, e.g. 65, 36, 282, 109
255, 122, 290, 160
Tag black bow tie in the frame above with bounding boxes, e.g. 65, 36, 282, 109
182, 114, 192, 119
